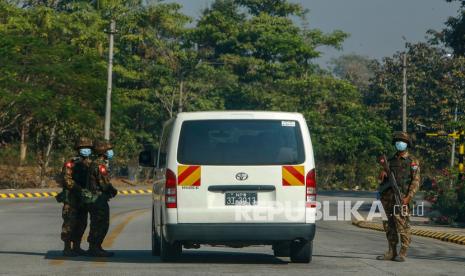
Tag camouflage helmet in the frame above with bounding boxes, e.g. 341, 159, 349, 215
392, 131, 411, 146
94, 140, 113, 155
74, 137, 93, 150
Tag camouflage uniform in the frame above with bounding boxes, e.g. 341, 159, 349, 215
378, 132, 421, 262
86, 140, 117, 257
58, 137, 93, 256
60, 158, 90, 243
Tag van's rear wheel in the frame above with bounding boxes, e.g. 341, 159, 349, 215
151, 208, 160, 256
159, 226, 182, 261
290, 240, 312, 263
273, 242, 290, 257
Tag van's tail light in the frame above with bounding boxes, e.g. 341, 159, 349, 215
306, 169, 317, 208
165, 169, 177, 208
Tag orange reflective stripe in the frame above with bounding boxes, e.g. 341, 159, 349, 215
282, 166, 305, 186
178, 165, 199, 184
178, 165, 201, 186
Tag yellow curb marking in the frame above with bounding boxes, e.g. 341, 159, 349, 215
353, 221, 465, 246
1, 189, 151, 199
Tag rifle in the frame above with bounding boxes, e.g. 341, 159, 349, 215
378, 155, 406, 215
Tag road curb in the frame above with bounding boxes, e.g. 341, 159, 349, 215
352, 220, 465, 246
0, 189, 152, 199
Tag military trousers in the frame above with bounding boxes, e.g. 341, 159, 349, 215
87, 198, 110, 246
61, 202, 88, 243
380, 189, 411, 250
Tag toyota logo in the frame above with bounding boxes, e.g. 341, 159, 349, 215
235, 172, 248, 181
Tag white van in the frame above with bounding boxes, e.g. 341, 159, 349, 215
139, 111, 317, 263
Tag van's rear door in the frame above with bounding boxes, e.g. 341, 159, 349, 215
175, 119, 308, 223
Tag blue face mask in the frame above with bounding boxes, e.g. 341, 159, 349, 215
105, 149, 114, 159
79, 148, 92, 157
395, 141, 408, 152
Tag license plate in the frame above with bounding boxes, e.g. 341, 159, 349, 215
225, 192, 257, 206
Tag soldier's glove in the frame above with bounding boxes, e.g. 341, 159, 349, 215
109, 185, 118, 198
55, 191, 65, 203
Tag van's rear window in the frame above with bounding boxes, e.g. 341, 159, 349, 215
177, 120, 305, 165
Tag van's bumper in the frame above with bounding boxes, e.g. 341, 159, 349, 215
163, 223, 316, 243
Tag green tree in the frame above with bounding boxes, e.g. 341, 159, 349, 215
443, 0, 465, 56
367, 43, 465, 177
331, 54, 377, 92
0, 2, 106, 185
190, 0, 387, 188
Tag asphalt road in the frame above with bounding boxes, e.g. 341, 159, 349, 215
0, 192, 464, 276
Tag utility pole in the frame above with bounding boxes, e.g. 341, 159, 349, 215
104, 20, 116, 141
402, 52, 407, 132
451, 100, 458, 168
448, 101, 459, 187
178, 80, 184, 113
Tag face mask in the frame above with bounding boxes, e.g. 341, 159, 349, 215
105, 149, 114, 159
395, 141, 408, 152
79, 148, 92, 157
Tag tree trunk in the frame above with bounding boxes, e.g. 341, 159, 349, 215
39, 122, 57, 188
19, 120, 30, 166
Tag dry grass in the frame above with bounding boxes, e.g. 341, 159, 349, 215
0, 165, 151, 189
0, 165, 59, 189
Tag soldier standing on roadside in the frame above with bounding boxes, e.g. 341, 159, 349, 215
377, 131, 421, 262
86, 140, 118, 257
57, 137, 93, 257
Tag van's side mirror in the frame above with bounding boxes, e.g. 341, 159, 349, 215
139, 150, 157, 167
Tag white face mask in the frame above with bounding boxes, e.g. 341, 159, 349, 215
395, 141, 408, 152
79, 148, 92, 157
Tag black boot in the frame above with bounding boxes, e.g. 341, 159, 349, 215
98, 244, 114, 257
63, 241, 78, 257
87, 243, 114, 257
72, 241, 87, 256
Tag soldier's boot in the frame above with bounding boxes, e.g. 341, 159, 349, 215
376, 243, 397, 261
63, 241, 78, 257
393, 246, 407, 262
72, 242, 87, 256
87, 243, 114, 257
98, 244, 114, 257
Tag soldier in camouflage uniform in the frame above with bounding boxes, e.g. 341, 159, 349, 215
86, 140, 118, 257
377, 131, 421, 262
59, 137, 93, 257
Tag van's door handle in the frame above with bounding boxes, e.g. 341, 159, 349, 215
208, 185, 275, 192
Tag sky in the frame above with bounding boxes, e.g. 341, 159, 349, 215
165, 0, 460, 66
